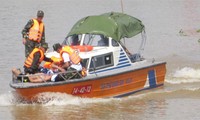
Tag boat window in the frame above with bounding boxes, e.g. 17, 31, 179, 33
62, 35, 81, 46
83, 34, 92, 45
111, 39, 119, 47
89, 53, 113, 71
83, 34, 109, 47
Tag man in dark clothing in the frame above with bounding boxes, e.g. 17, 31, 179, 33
24, 43, 52, 74
22, 10, 46, 57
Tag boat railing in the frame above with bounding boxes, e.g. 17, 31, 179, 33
55, 70, 83, 81
12, 70, 84, 83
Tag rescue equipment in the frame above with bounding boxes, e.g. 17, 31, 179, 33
70, 45, 93, 52
60, 46, 81, 64
24, 48, 44, 68
28, 19, 44, 43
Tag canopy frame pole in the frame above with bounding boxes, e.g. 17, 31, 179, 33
138, 28, 147, 56
120, 0, 124, 13
119, 40, 132, 56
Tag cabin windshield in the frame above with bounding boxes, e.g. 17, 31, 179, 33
62, 34, 109, 47
83, 34, 109, 47
63, 34, 81, 46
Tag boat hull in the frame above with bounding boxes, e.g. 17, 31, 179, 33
11, 62, 166, 101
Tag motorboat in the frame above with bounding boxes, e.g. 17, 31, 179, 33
10, 12, 166, 101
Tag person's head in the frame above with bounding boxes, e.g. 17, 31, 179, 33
37, 10, 44, 22
100, 34, 105, 39
40, 42, 49, 52
53, 43, 62, 53
72, 35, 79, 45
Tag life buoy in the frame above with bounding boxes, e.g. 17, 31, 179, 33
70, 45, 93, 52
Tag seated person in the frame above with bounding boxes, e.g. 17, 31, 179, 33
24, 43, 53, 74
97, 35, 109, 46
63, 35, 80, 46
71, 35, 80, 45
52, 43, 83, 80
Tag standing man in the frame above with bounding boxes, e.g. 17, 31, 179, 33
22, 10, 45, 57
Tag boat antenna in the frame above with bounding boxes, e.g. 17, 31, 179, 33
120, 0, 124, 13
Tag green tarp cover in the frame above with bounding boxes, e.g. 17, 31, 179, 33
67, 12, 144, 41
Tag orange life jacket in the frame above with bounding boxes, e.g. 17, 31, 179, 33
60, 46, 81, 64
43, 56, 63, 69
24, 48, 44, 68
28, 19, 44, 43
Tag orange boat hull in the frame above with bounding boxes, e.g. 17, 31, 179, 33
13, 63, 166, 101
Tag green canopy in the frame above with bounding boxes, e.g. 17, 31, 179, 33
67, 12, 144, 41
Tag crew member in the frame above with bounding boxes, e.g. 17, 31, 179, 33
22, 10, 46, 57
52, 43, 83, 81
24, 43, 52, 74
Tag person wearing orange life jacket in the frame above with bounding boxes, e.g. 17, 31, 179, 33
22, 10, 46, 57
24, 43, 53, 74
50, 43, 83, 81
53, 43, 82, 70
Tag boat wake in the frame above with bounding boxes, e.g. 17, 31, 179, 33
0, 86, 200, 106
166, 67, 200, 84
0, 91, 113, 106
35, 92, 113, 106
0, 92, 16, 106
125, 87, 200, 101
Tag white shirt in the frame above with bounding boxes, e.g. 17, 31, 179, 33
62, 53, 82, 71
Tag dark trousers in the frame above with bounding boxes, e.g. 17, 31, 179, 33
25, 39, 40, 57
24, 66, 39, 74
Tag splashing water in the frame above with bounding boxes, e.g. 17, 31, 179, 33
166, 67, 200, 84
0, 91, 114, 106
37, 92, 118, 106
174, 67, 200, 78
0, 91, 20, 106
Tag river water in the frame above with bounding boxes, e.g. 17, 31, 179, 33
1, 0, 200, 120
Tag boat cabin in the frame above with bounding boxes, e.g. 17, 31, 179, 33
62, 34, 144, 75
